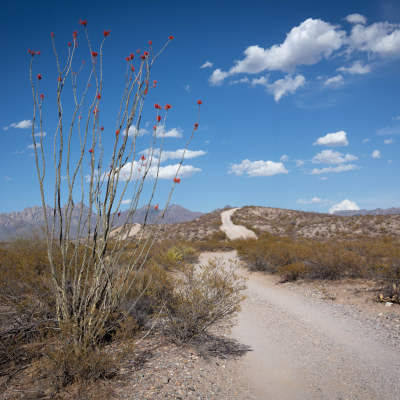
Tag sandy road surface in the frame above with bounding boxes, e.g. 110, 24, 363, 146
220, 208, 257, 240
198, 208, 400, 399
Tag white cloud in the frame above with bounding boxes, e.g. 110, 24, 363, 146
13, 150, 24, 154
228, 159, 288, 177
127, 126, 183, 139
295, 159, 305, 167
61, 176, 67, 181
205, 140, 210, 144
3, 127, 9, 131
344, 14, 367, 25
310, 164, 360, 174
209, 18, 345, 87
337, 60, 371, 74
252, 74, 306, 101
4, 176, 11, 180
384, 138, 395, 144
229, 77, 250, 85
34, 131, 47, 138
362, 138, 370, 143
377, 125, 400, 135
313, 131, 349, 147
392, 116, 400, 120
141, 148, 206, 163
312, 149, 358, 165
209, 69, 230, 86
388, 160, 393, 163
329, 199, 360, 214
280, 155, 289, 162
27, 143, 41, 149
10, 120, 33, 129
200, 61, 213, 68
372, 150, 381, 158
348, 22, 400, 57
184, 85, 191, 92
121, 199, 131, 205
324, 74, 344, 87
297, 197, 324, 204
319, 176, 329, 180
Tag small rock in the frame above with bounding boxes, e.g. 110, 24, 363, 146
313, 340, 320, 346
161, 376, 170, 384
188, 386, 196, 391
385, 302, 393, 307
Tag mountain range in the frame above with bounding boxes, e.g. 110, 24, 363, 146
0, 203, 204, 240
333, 207, 400, 216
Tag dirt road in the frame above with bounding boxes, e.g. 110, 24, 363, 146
197, 209, 400, 399
220, 208, 257, 240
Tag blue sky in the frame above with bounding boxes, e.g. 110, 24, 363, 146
1, 0, 400, 214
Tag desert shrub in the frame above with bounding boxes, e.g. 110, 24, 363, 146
158, 258, 247, 343
211, 229, 227, 241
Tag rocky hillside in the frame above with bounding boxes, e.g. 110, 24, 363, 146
0, 204, 204, 240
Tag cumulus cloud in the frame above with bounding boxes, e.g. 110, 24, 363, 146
297, 197, 325, 204
337, 60, 371, 74
252, 74, 306, 101
4, 176, 11, 180
324, 74, 344, 87
10, 120, 33, 129
319, 176, 329, 180
388, 160, 393, 163
312, 149, 357, 165
3, 127, 9, 131
372, 150, 381, 158
27, 143, 41, 149
34, 131, 47, 138
200, 61, 213, 68
295, 159, 305, 167
384, 138, 395, 144
344, 14, 367, 25
209, 18, 345, 87
229, 77, 250, 85
228, 160, 288, 177
87, 162, 201, 183
329, 199, 360, 214
13, 150, 24, 154
280, 155, 289, 162
363, 138, 370, 143
310, 164, 360, 174
184, 85, 191, 92
313, 131, 349, 147
140, 148, 207, 163
121, 199, 131, 205
392, 116, 400, 120
348, 22, 400, 57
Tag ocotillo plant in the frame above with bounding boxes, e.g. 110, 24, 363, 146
28, 21, 202, 348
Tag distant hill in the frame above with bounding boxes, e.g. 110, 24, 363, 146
0, 203, 204, 240
333, 207, 400, 216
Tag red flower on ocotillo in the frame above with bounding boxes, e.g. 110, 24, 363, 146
144, 51, 149, 56
140, 55, 145, 60
131, 66, 135, 72
58, 77, 62, 82
154, 103, 161, 110
136, 49, 140, 53
173, 178, 181, 184
101, 126, 104, 131
78, 20, 87, 27
153, 125, 156, 130
117, 210, 121, 217
153, 80, 158, 84
103, 30, 111, 37
154, 204, 159, 210
88, 148, 93, 153
51, 32, 54, 38
130, 53, 134, 59
40, 94, 44, 100
194, 123, 199, 130
169, 36, 174, 40
116, 130, 120, 135
37, 74, 42, 80
149, 41, 152, 45
37, 51, 41, 54
96, 93, 101, 100
164, 104, 172, 110
197, 100, 202, 105
157, 116, 161, 122
73, 31, 78, 39
140, 155, 146, 161
91, 51, 98, 58
68, 42, 71, 47
138, 168, 141, 172
125, 57, 130, 61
